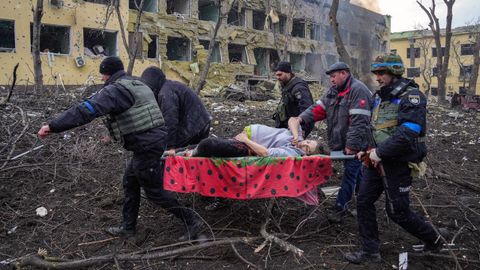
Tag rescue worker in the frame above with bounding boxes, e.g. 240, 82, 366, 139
37, 56, 203, 240
140, 66, 211, 151
273, 61, 314, 137
289, 62, 373, 222
344, 54, 446, 263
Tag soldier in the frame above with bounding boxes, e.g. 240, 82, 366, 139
344, 54, 446, 263
273, 61, 314, 137
37, 57, 203, 240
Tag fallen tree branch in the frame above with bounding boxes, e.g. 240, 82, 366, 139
13, 237, 260, 269
231, 243, 261, 269
0, 63, 18, 106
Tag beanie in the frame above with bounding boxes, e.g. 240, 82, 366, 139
99, 56, 124, 75
274, 61, 292, 73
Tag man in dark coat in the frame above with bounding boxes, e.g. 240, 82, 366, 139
141, 66, 211, 151
37, 57, 203, 240
273, 61, 314, 137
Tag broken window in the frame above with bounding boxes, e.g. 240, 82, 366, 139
324, 25, 333, 42
306, 53, 321, 75
84, 0, 112, 4
432, 67, 438, 77
290, 53, 305, 72
292, 19, 305, 38
349, 32, 358, 46
129, 0, 157, 12
83, 28, 117, 56
270, 50, 280, 71
166, 0, 190, 15
252, 10, 266, 30
406, 48, 420, 58
128, 32, 143, 59
227, 6, 245, 26
325, 54, 337, 67
254, 48, 268, 75
432, 47, 445, 57
0, 20, 15, 53
310, 24, 321, 41
406, 67, 420, 78
228, 44, 247, 63
460, 44, 474, 55
167, 37, 191, 61
147, 35, 158, 59
199, 40, 221, 63
459, 65, 473, 80
30, 23, 70, 54
198, 0, 219, 22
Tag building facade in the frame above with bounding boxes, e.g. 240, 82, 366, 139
390, 26, 480, 96
0, 0, 389, 90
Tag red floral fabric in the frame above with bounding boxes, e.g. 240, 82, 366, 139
163, 155, 332, 199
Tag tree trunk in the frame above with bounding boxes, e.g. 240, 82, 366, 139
440, 0, 455, 102
32, 0, 44, 91
329, 0, 357, 76
126, 0, 145, 75
195, 1, 228, 94
468, 33, 480, 95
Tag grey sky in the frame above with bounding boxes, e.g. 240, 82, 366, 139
377, 0, 478, 32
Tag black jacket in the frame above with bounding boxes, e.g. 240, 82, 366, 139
375, 78, 427, 163
49, 71, 168, 154
275, 76, 314, 136
141, 67, 211, 148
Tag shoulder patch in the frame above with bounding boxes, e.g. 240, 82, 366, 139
294, 91, 302, 100
408, 94, 420, 105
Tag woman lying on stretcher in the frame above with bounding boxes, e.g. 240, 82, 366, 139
164, 124, 324, 158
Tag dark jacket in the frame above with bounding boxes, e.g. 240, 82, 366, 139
49, 70, 167, 154
375, 78, 427, 163
141, 67, 211, 148
300, 75, 373, 151
274, 76, 314, 136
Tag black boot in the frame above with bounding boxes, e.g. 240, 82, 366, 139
344, 250, 381, 264
178, 218, 204, 241
105, 225, 136, 237
327, 206, 346, 223
424, 228, 450, 253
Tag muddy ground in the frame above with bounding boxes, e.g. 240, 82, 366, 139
0, 88, 479, 269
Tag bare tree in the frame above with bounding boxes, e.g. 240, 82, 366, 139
32, 0, 44, 91
415, 29, 434, 96
451, 37, 469, 93
329, 0, 355, 75
195, 0, 235, 94
417, 0, 455, 104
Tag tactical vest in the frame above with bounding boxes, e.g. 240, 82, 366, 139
104, 79, 164, 142
371, 84, 417, 144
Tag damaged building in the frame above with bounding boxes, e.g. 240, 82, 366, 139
0, 0, 389, 92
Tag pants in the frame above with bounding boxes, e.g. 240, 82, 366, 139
195, 137, 251, 157
122, 151, 197, 230
356, 161, 438, 253
335, 158, 362, 210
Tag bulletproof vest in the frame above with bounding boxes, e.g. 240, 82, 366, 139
372, 83, 417, 144
104, 79, 164, 142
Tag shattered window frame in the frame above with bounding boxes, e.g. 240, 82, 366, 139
30, 23, 71, 55
167, 36, 192, 61
0, 19, 15, 53
406, 47, 420, 58
166, 0, 190, 16
289, 53, 305, 72
305, 53, 322, 76
310, 23, 321, 41
83, 28, 118, 57
292, 19, 305, 38
227, 6, 245, 27
147, 34, 158, 59
198, 0, 219, 22
228, 43, 248, 64
129, 0, 158, 13
252, 10, 266, 30
253, 48, 268, 76
199, 39, 222, 63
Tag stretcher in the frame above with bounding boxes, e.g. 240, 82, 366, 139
163, 152, 354, 204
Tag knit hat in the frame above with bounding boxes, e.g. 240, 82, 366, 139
99, 56, 124, 75
274, 61, 292, 73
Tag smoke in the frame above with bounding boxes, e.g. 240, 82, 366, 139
350, 0, 381, 13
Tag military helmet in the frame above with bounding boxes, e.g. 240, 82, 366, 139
371, 53, 405, 76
